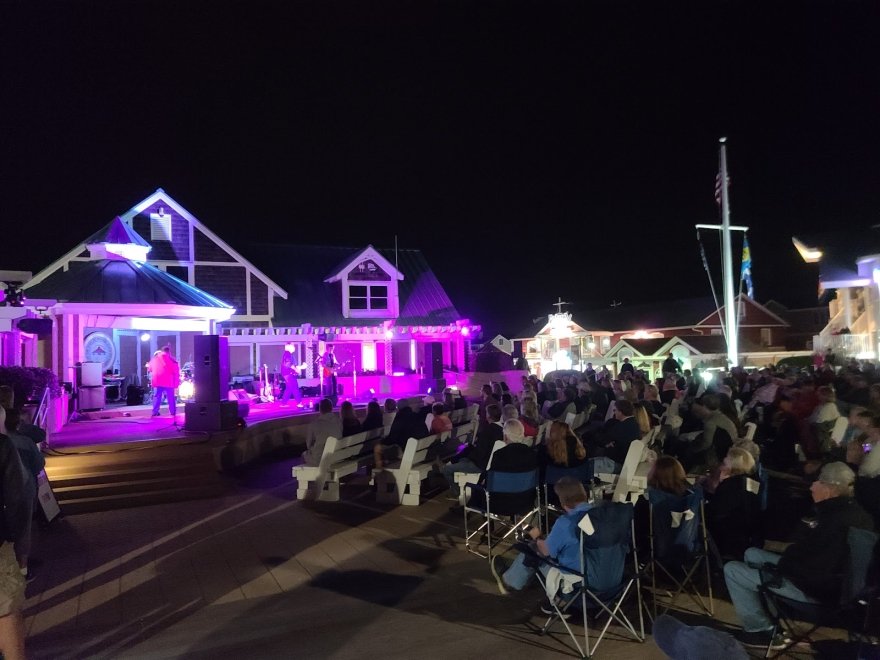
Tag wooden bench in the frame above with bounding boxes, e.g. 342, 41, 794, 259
292, 428, 382, 501
372, 431, 451, 506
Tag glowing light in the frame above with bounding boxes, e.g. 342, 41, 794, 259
384, 329, 394, 339
793, 237, 823, 263
392, 371, 405, 376
548, 312, 573, 339
587, 341, 596, 350
633, 330, 650, 339
461, 326, 470, 336
552, 349, 573, 370
179, 380, 195, 400
369, 388, 376, 395
140, 332, 151, 341
702, 372, 714, 383
284, 342, 295, 352
427, 388, 432, 394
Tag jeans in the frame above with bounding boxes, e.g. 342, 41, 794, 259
152, 386, 176, 415
442, 458, 482, 496
281, 374, 302, 404
503, 550, 552, 590
723, 547, 817, 632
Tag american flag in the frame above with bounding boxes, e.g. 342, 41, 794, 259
715, 172, 730, 206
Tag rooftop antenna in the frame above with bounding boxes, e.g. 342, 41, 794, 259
610, 300, 622, 307
552, 296, 570, 314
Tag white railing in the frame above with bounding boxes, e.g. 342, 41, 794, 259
813, 333, 873, 357
32, 386, 51, 430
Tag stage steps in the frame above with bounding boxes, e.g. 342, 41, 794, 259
43, 441, 230, 515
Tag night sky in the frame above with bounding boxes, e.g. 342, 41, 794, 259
2, 1, 878, 337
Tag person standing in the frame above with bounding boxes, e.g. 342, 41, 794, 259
148, 345, 180, 417
0, 408, 28, 660
322, 344, 339, 398
279, 343, 303, 408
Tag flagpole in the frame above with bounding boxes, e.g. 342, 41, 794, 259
719, 137, 738, 367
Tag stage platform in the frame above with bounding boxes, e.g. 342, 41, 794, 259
42, 393, 429, 514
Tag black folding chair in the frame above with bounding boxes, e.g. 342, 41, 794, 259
541, 462, 593, 531
758, 527, 880, 658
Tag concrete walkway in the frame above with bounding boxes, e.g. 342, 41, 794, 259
23, 452, 782, 659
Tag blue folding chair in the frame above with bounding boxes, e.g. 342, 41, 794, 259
534, 501, 646, 658
645, 486, 713, 617
464, 468, 540, 560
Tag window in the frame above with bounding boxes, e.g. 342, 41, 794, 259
348, 285, 387, 311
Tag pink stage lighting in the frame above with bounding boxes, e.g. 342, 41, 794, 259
384, 329, 394, 339
460, 326, 470, 336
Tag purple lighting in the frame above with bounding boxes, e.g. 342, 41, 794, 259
384, 329, 394, 339
461, 326, 470, 336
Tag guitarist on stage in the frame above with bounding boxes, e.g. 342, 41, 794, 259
280, 342, 303, 408
321, 344, 340, 398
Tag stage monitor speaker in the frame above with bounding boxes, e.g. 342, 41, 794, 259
194, 335, 229, 402
423, 342, 443, 379
185, 400, 239, 433
126, 385, 145, 406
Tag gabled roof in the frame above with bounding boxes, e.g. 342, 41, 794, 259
84, 217, 151, 248
26, 189, 288, 300
25, 259, 233, 309
572, 297, 717, 333
674, 335, 764, 355
696, 294, 789, 327
241, 243, 462, 327
323, 245, 404, 283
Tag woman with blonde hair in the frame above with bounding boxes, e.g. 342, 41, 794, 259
633, 401, 653, 437
706, 446, 762, 559
520, 398, 540, 438
540, 421, 587, 469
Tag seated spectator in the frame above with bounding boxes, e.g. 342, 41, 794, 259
546, 387, 576, 421
762, 394, 812, 469
809, 385, 842, 454
430, 402, 453, 434
383, 398, 397, 413
303, 399, 343, 466
469, 419, 538, 512
442, 403, 503, 498
494, 476, 592, 614
520, 398, 540, 438
847, 414, 880, 477
648, 455, 689, 499
539, 421, 587, 470
339, 401, 362, 437
643, 385, 665, 417
501, 404, 519, 424
375, 406, 429, 469
723, 462, 874, 649
0, 387, 45, 445
633, 401, 654, 437
589, 399, 641, 465
705, 448, 762, 560
361, 400, 384, 432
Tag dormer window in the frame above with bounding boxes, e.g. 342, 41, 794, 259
324, 246, 403, 319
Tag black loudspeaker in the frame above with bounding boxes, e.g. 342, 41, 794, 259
16, 318, 53, 337
126, 386, 145, 406
194, 335, 229, 402
423, 342, 443, 379
185, 400, 239, 433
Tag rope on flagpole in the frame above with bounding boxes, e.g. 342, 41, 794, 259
697, 229, 727, 346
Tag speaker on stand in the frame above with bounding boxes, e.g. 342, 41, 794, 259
186, 335, 236, 432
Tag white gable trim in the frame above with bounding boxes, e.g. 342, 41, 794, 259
323, 245, 404, 283
604, 339, 639, 358
695, 295, 789, 328
120, 189, 288, 300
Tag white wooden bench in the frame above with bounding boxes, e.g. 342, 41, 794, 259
452, 439, 506, 506
373, 431, 451, 506
292, 428, 382, 501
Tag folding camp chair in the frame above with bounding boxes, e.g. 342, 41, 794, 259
464, 468, 541, 560
644, 486, 713, 617
758, 527, 880, 658
541, 462, 594, 531
533, 501, 645, 658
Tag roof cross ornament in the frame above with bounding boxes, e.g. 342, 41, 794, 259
552, 296, 570, 314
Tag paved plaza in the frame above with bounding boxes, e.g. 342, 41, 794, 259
24, 451, 794, 659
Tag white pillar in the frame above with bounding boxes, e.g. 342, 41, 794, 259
843, 289, 853, 329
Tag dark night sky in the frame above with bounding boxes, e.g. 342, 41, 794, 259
2, 1, 878, 336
